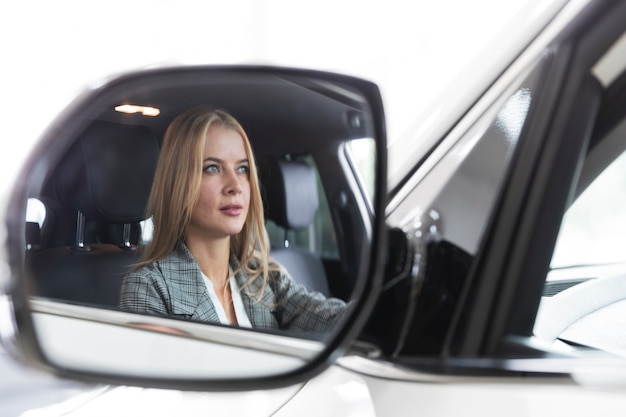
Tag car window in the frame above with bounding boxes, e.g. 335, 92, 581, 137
26, 198, 46, 228
551, 150, 626, 268
535, 101, 626, 356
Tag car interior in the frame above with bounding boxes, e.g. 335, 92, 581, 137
21, 68, 377, 320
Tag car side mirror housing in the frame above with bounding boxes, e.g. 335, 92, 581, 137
0, 66, 387, 391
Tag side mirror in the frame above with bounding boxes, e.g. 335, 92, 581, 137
1, 66, 387, 390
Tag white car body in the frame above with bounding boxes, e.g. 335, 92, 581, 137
6, 0, 626, 416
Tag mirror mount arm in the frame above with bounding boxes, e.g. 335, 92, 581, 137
358, 212, 443, 358
357, 226, 414, 355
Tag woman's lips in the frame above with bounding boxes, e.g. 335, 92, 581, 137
220, 204, 243, 216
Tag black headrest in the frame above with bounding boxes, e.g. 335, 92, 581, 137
260, 157, 319, 230
54, 121, 160, 223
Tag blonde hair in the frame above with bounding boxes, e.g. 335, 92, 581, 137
138, 106, 272, 299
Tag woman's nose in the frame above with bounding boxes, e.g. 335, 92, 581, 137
224, 169, 242, 194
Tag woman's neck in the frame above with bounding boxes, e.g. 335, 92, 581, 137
184, 235, 231, 287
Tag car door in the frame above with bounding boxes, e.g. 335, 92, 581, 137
321, 0, 626, 415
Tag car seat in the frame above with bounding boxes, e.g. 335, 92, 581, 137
259, 157, 331, 296
27, 120, 160, 307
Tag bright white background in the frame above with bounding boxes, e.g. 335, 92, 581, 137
1, 0, 531, 189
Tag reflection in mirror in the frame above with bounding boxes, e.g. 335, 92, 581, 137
14, 67, 382, 383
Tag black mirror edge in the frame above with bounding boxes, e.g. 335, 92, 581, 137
1, 65, 388, 391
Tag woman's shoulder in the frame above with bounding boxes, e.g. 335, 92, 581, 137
126, 246, 181, 277
136, 243, 196, 272
125, 259, 162, 280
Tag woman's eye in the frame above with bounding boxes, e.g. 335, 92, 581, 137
237, 165, 249, 175
203, 164, 220, 173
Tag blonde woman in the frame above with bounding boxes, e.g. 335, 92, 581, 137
119, 107, 346, 333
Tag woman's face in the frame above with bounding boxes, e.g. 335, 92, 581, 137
187, 124, 251, 241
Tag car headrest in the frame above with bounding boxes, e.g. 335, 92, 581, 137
54, 121, 160, 224
259, 157, 319, 230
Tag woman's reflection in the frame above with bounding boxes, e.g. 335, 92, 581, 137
119, 106, 346, 333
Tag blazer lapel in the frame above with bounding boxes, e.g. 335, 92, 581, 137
162, 242, 220, 323
232, 258, 278, 330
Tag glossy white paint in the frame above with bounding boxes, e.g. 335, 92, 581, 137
387, 0, 587, 210
385, 0, 574, 189
274, 366, 376, 417
24, 385, 305, 417
359, 373, 626, 417
31, 300, 322, 379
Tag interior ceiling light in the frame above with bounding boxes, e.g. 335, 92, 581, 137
115, 104, 160, 117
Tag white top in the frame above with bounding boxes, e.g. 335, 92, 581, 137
201, 270, 252, 328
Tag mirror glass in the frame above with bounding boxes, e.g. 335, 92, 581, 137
9, 67, 384, 385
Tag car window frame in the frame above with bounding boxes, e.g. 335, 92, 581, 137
453, 0, 626, 361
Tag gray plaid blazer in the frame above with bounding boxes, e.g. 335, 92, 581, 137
119, 242, 347, 334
